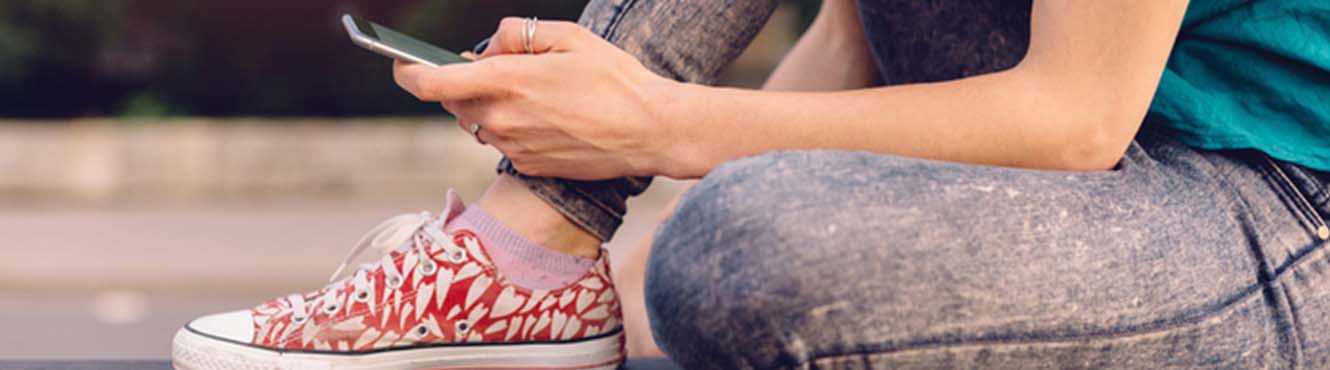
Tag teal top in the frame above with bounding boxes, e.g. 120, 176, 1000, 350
1147, 0, 1330, 171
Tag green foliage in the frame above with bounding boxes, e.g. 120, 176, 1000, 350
0, 6, 34, 81
0, 1, 124, 67
118, 92, 180, 118
0, 0, 133, 117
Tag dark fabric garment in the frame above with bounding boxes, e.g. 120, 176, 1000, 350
856, 0, 1031, 85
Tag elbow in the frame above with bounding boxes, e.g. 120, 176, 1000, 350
1007, 61, 1152, 172
1052, 139, 1127, 171
1046, 117, 1138, 171
1018, 76, 1142, 171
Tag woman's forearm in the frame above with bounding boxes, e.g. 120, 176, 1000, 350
649, 1, 1188, 179
653, 66, 1131, 178
395, 2, 1185, 182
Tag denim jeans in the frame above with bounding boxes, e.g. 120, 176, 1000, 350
648, 130, 1330, 369
502, 0, 1330, 368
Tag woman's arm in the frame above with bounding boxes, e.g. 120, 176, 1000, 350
652, 1, 1190, 177
393, 0, 1189, 179
763, 0, 878, 91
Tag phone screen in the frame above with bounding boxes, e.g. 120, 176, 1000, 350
346, 15, 468, 66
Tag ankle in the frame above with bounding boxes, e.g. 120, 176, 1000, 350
476, 175, 602, 259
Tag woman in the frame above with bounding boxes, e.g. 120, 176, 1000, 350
174, 0, 1330, 369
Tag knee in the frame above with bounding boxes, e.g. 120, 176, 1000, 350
659, 150, 810, 236
648, 152, 801, 276
643, 152, 820, 369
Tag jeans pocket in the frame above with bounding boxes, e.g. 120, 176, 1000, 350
1259, 153, 1330, 242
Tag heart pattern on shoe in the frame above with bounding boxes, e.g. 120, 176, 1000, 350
250, 230, 623, 351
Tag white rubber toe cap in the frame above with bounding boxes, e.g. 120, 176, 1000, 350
186, 310, 254, 343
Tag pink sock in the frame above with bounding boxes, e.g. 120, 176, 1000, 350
445, 205, 595, 290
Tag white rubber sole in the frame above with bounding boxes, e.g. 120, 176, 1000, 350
172, 326, 624, 370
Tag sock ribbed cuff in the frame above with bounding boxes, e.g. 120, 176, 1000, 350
445, 205, 595, 289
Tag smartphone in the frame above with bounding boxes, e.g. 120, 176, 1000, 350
341, 14, 468, 67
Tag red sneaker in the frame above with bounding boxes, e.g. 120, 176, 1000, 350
172, 190, 625, 370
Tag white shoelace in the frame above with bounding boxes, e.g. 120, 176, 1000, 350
286, 211, 466, 322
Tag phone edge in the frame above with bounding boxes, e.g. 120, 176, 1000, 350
341, 14, 441, 67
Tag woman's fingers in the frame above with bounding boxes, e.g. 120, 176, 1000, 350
444, 100, 485, 134
443, 98, 511, 142
475, 123, 505, 146
449, 98, 515, 151
393, 60, 445, 100
393, 17, 599, 101
479, 18, 592, 58
393, 59, 519, 101
441, 100, 471, 134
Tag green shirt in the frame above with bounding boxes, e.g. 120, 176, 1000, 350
1147, 0, 1330, 171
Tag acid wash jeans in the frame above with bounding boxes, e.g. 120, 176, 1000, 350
649, 132, 1330, 369
497, 0, 1330, 368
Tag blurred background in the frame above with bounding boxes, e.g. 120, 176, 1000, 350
0, 0, 813, 359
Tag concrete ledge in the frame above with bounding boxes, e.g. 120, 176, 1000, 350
0, 118, 502, 207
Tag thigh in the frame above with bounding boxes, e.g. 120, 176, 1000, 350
645, 135, 1283, 369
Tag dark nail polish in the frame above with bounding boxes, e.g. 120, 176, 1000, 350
472, 38, 491, 55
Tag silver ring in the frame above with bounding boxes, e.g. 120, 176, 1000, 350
469, 122, 486, 145
521, 17, 538, 54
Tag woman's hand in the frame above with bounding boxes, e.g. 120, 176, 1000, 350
394, 18, 678, 180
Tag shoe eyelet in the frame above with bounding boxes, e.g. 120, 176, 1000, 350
415, 324, 429, 336
419, 260, 437, 276
387, 276, 403, 290
455, 320, 470, 333
353, 290, 371, 303
291, 315, 308, 324
448, 249, 466, 264
322, 302, 341, 315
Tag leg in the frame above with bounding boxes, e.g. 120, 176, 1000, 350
175, 2, 781, 368
490, 0, 780, 243
476, 0, 778, 356
646, 130, 1317, 369
606, 0, 1034, 358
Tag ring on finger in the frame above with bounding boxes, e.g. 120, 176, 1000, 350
521, 17, 538, 54
469, 122, 486, 145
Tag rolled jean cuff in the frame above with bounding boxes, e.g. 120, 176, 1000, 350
488, 0, 776, 241
496, 157, 651, 241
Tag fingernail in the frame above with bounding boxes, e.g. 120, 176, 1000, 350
472, 38, 491, 54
